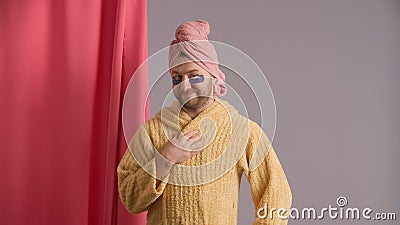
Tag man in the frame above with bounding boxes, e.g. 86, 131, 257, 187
117, 20, 292, 225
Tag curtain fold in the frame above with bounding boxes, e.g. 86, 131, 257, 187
0, 0, 148, 225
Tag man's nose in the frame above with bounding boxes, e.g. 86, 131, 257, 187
179, 78, 191, 91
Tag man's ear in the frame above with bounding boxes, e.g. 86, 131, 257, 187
213, 79, 227, 97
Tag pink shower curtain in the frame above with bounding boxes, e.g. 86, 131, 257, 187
0, 0, 148, 224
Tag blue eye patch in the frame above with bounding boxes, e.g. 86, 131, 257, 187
172, 75, 205, 85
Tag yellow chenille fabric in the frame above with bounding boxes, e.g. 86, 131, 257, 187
117, 99, 292, 225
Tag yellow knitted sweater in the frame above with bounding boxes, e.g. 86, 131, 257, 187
117, 99, 292, 225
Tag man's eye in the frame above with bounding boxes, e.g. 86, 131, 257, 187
172, 78, 182, 85
189, 74, 202, 79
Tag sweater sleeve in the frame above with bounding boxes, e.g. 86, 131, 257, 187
243, 122, 292, 225
117, 125, 169, 214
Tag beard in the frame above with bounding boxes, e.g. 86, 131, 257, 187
182, 96, 210, 109
175, 90, 211, 110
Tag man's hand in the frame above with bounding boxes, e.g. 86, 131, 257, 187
161, 130, 206, 164
155, 130, 206, 187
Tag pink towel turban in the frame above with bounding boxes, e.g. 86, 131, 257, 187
168, 20, 227, 97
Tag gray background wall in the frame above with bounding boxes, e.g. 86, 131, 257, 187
147, 1, 400, 224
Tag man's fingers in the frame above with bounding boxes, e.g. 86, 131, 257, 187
190, 137, 207, 150
182, 130, 199, 139
172, 131, 197, 147
189, 133, 203, 141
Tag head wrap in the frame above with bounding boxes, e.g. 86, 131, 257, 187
168, 20, 227, 97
